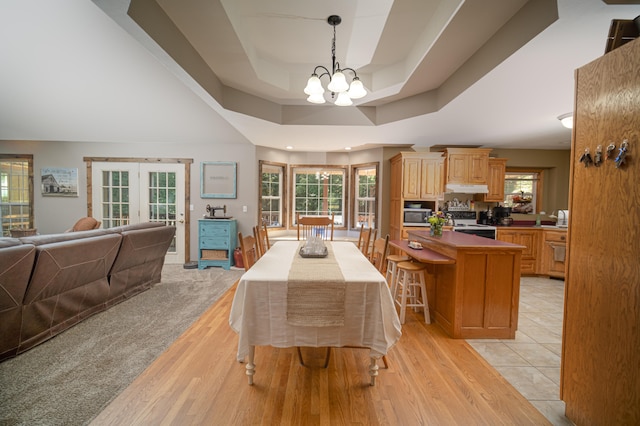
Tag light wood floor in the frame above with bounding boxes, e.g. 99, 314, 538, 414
91, 282, 550, 425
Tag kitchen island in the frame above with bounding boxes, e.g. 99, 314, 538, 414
404, 230, 525, 339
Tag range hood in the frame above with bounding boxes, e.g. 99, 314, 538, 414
444, 183, 489, 194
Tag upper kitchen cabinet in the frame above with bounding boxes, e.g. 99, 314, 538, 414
444, 148, 492, 185
476, 158, 507, 202
399, 152, 444, 200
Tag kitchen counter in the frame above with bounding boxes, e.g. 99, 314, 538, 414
406, 230, 525, 339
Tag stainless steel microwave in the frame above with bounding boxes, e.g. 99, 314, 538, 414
403, 208, 431, 226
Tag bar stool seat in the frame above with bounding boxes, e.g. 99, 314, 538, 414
394, 261, 430, 324
385, 254, 410, 297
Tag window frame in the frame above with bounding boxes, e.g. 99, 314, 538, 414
504, 168, 544, 214
290, 164, 348, 229
258, 160, 287, 229
0, 154, 34, 236
351, 162, 378, 230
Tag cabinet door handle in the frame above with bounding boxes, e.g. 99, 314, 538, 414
560, 236, 565, 241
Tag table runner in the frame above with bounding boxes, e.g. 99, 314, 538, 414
286, 242, 346, 327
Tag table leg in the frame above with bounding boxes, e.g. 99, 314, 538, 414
369, 356, 379, 386
246, 345, 255, 385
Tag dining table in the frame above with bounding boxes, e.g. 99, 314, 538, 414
229, 240, 402, 386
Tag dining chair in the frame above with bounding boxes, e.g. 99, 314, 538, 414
255, 223, 270, 257
370, 234, 390, 273
252, 226, 262, 259
357, 225, 376, 259
296, 213, 335, 241
238, 232, 259, 270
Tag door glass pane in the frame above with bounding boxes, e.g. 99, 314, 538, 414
147, 171, 177, 253
101, 170, 130, 228
0, 158, 32, 236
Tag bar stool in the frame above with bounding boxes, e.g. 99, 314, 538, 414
385, 254, 410, 297
394, 261, 430, 324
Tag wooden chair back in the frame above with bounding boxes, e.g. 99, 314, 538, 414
238, 232, 259, 270
358, 227, 376, 259
254, 223, 270, 257
371, 234, 390, 273
252, 226, 262, 259
296, 213, 335, 241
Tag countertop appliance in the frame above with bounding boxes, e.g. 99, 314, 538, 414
403, 208, 432, 227
556, 210, 569, 227
492, 206, 512, 226
446, 211, 496, 239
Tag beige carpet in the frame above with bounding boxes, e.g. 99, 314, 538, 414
0, 264, 244, 426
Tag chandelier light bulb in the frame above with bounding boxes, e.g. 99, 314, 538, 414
347, 78, 366, 99
327, 71, 348, 93
304, 74, 324, 95
307, 92, 326, 104
334, 91, 353, 106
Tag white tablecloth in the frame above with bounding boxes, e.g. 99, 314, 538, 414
229, 241, 402, 361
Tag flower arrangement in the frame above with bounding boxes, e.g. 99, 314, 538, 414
428, 211, 446, 236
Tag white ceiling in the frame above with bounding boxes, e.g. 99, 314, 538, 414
1, 0, 639, 152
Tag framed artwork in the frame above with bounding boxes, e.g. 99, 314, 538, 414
41, 167, 79, 197
201, 161, 237, 198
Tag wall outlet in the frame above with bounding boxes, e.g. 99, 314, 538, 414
243, 206, 248, 213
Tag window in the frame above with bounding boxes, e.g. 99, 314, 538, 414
259, 161, 286, 228
352, 163, 378, 229
504, 169, 543, 214
0, 155, 34, 236
292, 166, 345, 227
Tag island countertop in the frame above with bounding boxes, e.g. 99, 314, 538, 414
407, 230, 526, 249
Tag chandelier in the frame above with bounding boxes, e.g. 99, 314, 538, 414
303, 15, 367, 106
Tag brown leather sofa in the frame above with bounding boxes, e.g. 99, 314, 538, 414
0, 222, 176, 361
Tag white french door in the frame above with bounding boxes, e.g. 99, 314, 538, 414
91, 162, 185, 264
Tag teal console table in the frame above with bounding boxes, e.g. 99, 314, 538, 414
198, 219, 237, 270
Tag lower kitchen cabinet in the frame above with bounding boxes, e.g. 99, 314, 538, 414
496, 228, 541, 275
541, 229, 567, 278
198, 219, 237, 270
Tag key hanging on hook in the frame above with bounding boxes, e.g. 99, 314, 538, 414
594, 145, 603, 166
615, 139, 629, 168
579, 147, 593, 167
605, 142, 616, 160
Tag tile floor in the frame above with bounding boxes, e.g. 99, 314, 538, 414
466, 276, 575, 426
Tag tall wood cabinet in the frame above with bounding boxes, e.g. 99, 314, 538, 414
389, 152, 444, 242
560, 39, 640, 425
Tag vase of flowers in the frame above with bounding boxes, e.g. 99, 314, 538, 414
428, 211, 446, 237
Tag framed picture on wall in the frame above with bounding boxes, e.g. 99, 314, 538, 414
201, 161, 237, 198
41, 167, 79, 197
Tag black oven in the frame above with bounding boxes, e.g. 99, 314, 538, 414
453, 227, 496, 239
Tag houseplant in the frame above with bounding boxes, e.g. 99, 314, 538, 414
428, 211, 446, 237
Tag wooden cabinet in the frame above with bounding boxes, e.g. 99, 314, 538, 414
400, 153, 444, 200
390, 152, 444, 243
476, 158, 507, 202
198, 219, 237, 270
541, 229, 566, 278
444, 148, 491, 185
496, 228, 541, 275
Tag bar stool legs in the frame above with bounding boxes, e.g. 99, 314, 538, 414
385, 254, 410, 298
394, 261, 430, 324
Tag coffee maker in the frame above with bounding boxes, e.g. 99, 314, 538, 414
492, 206, 513, 226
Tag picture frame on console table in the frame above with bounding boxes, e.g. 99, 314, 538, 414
201, 161, 237, 199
